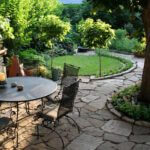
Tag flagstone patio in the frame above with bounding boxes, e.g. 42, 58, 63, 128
1, 53, 150, 150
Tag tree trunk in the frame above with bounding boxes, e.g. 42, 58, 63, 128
139, 1, 150, 103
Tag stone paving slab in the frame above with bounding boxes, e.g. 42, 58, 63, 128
66, 134, 103, 150
102, 120, 132, 136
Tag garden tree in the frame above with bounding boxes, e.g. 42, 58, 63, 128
37, 15, 71, 68
0, 15, 14, 45
78, 18, 114, 76
88, 0, 150, 103
0, 0, 32, 49
0, 0, 62, 49
37, 15, 71, 49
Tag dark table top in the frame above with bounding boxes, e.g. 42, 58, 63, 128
0, 77, 57, 102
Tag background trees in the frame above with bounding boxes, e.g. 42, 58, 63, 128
78, 18, 114, 49
0, 0, 65, 50
87, 0, 150, 103
0, 15, 14, 43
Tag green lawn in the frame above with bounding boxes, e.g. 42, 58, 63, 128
49, 55, 129, 76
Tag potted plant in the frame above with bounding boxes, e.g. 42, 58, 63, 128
19, 49, 46, 76
51, 66, 62, 81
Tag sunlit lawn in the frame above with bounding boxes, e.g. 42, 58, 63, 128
48, 55, 125, 76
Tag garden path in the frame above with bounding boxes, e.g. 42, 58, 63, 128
1, 53, 150, 150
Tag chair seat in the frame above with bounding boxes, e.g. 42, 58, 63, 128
0, 117, 13, 130
37, 104, 70, 121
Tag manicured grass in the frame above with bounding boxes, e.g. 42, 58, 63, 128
48, 55, 132, 76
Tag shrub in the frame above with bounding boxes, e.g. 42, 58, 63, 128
112, 84, 150, 121
0, 16, 14, 43
0, 0, 63, 50
133, 37, 146, 57
37, 15, 71, 49
78, 18, 115, 49
19, 49, 45, 67
110, 29, 140, 53
36, 65, 51, 78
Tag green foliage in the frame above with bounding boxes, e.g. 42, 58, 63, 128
0, 0, 64, 49
133, 37, 146, 57
37, 15, 71, 49
112, 84, 150, 121
36, 65, 51, 78
78, 18, 115, 49
87, 0, 144, 39
0, 15, 14, 42
110, 29, 141, 53
61, 4, 83, 25
0, 0, 33, 48
19, 48, 45, 67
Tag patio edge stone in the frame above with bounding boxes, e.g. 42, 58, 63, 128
90, 60, 137, 81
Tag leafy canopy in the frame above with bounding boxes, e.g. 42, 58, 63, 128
0, 0, 63, 49
38, 15, 71, 48
78, 18, 114, 48
0, 15, 14, 42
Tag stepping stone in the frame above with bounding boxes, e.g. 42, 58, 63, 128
89, 99, 106, 110
83, 127, 104, 137
81, 95, 99, 103
96, 141, 117, 150
67, 133, 103, 150
102, 120, 132, 136
104, 133, 128, 143
132, 125, 150, 135
117, 142, 135, 150
80, 77, 90, 83
129, 135, 150, 143
132, 144, 150, 150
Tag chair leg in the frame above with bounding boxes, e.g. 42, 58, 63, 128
43, 124, 65, 149
74, 107, 81, 117
25, 102, 30, 115
65, 115, 81, 133
36, 124, 40, 140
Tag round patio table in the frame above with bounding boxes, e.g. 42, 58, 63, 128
0, 77, 57, 102
0, 76, 57, 148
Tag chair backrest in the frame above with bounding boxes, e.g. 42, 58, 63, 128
62, 63, 80, 79
61, 63, 80, 87
58, 80, 79, 116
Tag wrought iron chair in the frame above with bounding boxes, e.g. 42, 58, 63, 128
38, 63, 80, 109
47, 63, 80, 101
0, 117, 16, 147
62, 63, 80, 79
35, 80, 80, 149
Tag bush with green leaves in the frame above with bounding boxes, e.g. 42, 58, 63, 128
133, 37, 146, 57
109, 29, 141, 53
0, 15, 14, 43
112, 84, 150, 121
19, 49, 45, 67
0, 0, 63, 49
78, 18, 115, 49
37, 15, 71, 49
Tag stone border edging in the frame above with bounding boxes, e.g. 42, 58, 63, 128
106, 98, 150, 128
110, 49, 132, 55
90, 59, 137, 81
